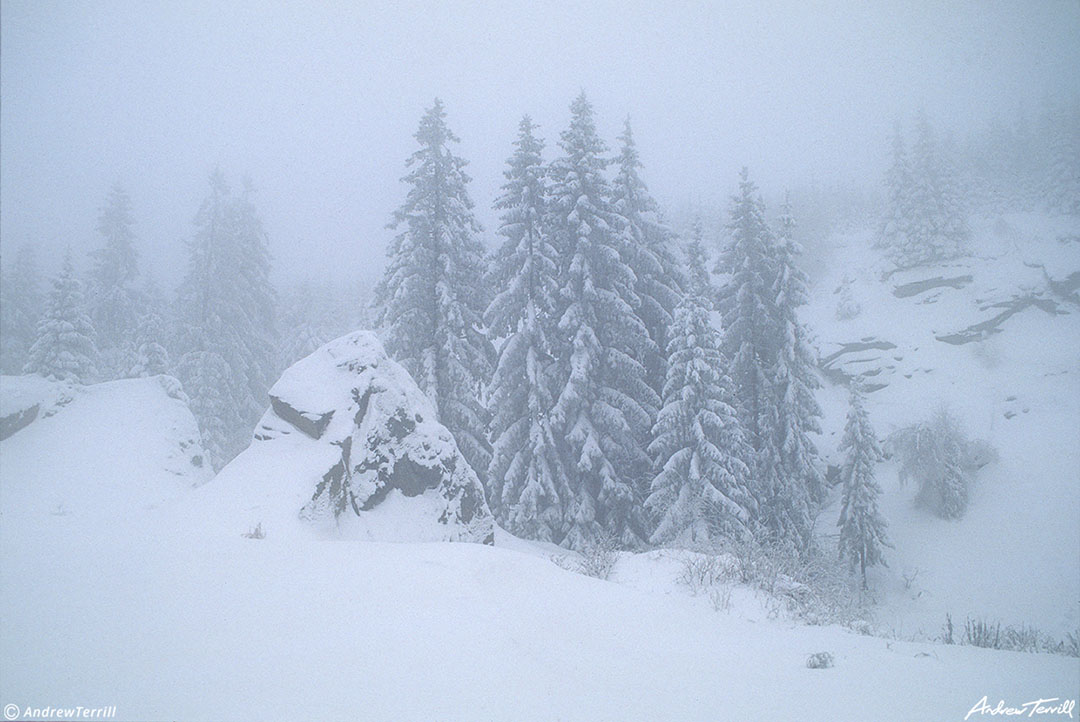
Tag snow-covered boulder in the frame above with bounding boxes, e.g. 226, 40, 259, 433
235, 331, 494, 544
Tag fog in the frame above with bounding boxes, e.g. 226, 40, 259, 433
2, 0, 1077, 286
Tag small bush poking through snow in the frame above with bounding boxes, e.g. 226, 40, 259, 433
242, 522, 265, 540
551, 535, 619, 580
806, 652, 834, 669
677, 554, 732, 595
942, 613, 1079, 657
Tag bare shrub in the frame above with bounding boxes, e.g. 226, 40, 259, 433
550, 535, 619, 581
806, 652, 834, 669
242, 522, 265, 539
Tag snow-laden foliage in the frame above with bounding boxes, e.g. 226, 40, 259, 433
717, 171, 823, 552
836, 380, 890, 588
88, 183, 141, 378
0, 243, 43, 374
24, 252, 100, 384
890, 409, 992, 520
174, 171, 278, 470
646, 279, 753, 546
547, 93, 656, 548
485, 116, 569, 541
374, 99, 494, 489
611, 118, 685, 409
771, 200, 825, 508
878, 113, 969, 268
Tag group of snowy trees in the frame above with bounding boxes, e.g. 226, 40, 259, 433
374, 95, 832, 554
0, 174, 355, 471
878, 101, 1080, 269
877, 112, 969, 268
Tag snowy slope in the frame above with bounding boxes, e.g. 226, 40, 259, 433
806, 212, 1080, 639
1, 373, 1077, 721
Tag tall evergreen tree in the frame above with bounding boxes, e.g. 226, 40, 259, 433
837, 379, 890, 588
0, 243, 43, 374
647, 246, 753, 546
547, 93, 656, 548
89, 183, 141, 379
771, 198, 825, 510
611, 118, 684, 410
683, 217, 712, 299
175, 170, 277, 470
486, 116, 568, 541
373, 99, 494, 486
24, 251, 99, 383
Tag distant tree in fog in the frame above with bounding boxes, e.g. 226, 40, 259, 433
0, 243, 43, 374
24, 251, 99, 384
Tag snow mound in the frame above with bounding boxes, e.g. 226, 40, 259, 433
0, 375, 211, 521
211, 330, 494, 544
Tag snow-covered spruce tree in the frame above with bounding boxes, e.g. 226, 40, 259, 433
836, 379, 890, 589
877, 122, 912, 258
881, 113, 969, 268
175, 170, 277, 470
683, 217, 712, 299
0, 243, 43, 374
278, 282, 333, 370
373, 99, 494, 487
547, 93, 656, 549
88, 183, 141, 378
130, 308, 170, 377
771, 198, 825, 508
646, 246, 753, 546
717, 169, 813, 550
611, 118, 684, 408
24, 251, 99, 383
230, 178, 279, 417
485, 116, 569, 541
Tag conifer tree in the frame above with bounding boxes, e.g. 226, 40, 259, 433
547, 93, 656, 548
880, 113, 969, 267
0, 243, 43, 374
485, 116, 568, 541
717, 168, 775, 454
24, 251, 99, 383
611, 118, 684, 409
647, 245, 753, 546
373, 99, 494, 486
837, 379, 890, 588
771, 198, 825, 509
89, 183, 141, 379
175, 170, 277, 470
683, 217, 712, 299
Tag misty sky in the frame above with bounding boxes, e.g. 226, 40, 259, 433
2, 0, 1077, 289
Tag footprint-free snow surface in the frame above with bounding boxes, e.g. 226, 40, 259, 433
1, 347, 1077, 720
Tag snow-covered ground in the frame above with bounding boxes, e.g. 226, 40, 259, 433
2, 357, 1077, 721
806, 212, 1080, 639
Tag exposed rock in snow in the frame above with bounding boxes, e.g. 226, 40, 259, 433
236, 331, 494, 544
0, 375, 74, 440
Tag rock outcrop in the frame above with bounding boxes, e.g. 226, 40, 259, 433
250, 331, 494, 544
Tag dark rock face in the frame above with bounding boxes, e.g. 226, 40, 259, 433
253, 331, 494, 545
0, 403, 39, 441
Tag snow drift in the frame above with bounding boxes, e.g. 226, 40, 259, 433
214, 330, 494, 544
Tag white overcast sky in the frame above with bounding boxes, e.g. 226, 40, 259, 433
2, 0, 1077, 288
